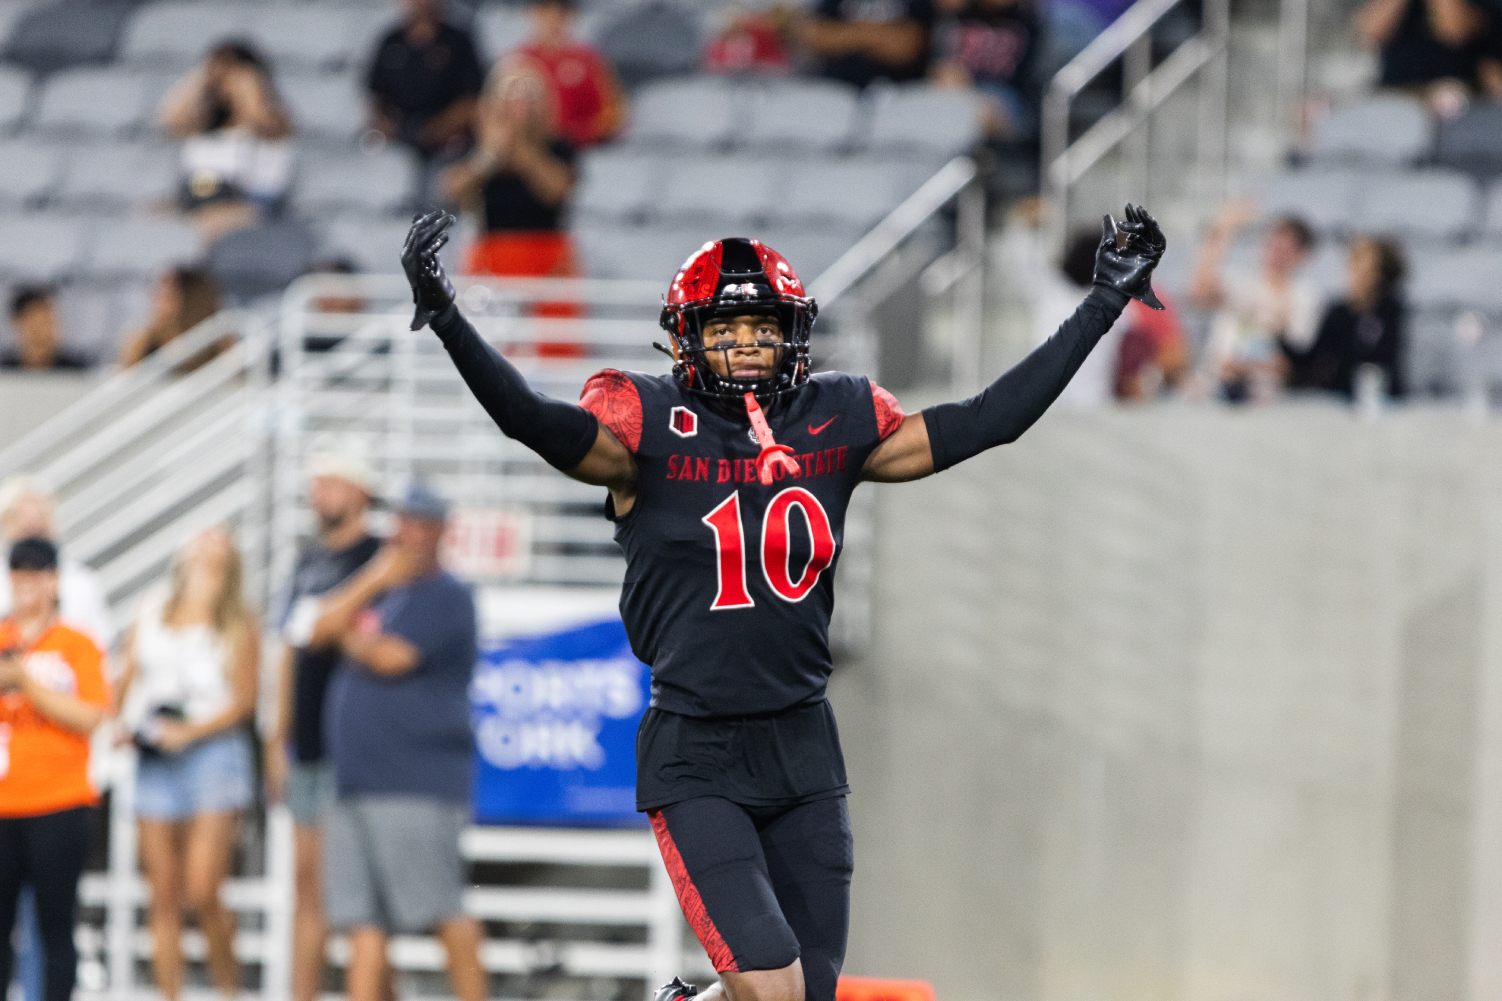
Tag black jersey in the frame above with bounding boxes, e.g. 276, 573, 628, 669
580, 368, 905, 719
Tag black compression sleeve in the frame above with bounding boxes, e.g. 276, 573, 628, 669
431, 304, 599, 471
923, 286, 1129, 472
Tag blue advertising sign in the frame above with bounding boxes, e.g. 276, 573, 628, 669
470, 616, 649, 827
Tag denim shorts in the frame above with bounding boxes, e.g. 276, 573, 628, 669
135, 730, 255, 821
286, 760, 336, 827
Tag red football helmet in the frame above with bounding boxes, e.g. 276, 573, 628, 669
658, 237, 817, 400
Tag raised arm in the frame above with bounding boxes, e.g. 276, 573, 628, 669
401, 212, 636, 492
862, 204, 1166, 482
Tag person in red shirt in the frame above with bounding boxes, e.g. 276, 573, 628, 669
1113, 291, 1189, 400
510, 0, 624, 149
0, 537, 109, 1001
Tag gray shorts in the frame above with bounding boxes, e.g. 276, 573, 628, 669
323, 795, 468, 933
287, 761, 336, 827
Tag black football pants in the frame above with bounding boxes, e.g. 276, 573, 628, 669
0, 806, 93, 1001
649, 795, 853, 1001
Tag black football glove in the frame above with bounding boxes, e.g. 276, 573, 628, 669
1092, 203, 1167, 310
401, 210, 457, 331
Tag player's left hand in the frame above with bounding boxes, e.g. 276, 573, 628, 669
401, 210, 457, 331
1092, 203, 1167, 311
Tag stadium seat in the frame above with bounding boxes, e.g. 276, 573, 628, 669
573, 151, 661, 223
1355, 170, 1477, 242
208, 219, 317, 300
1257, 170, 1363, 234
1435, 103, 1502, 177
0, 66, 31, 130
0, 144, 61, 207
1405, 308, 1464, 395
776, 160, 926, 230
297, 150, 415, 215
0, 215, 88, 280
1407, 248, 1502, 311
476, 5, 532, 61
119, 2, 250, 66
1309, 94, 1430, 167
321, 218, 413, 273
595, 0, 701, 89
624, 78, 738, 150
743, 81, 861, 154
88, 217, 201, 278
1481, 181, 1502, 242
57, 143, 177, 210
575, 225, 710, 281
2, 0, 133, 73
244, 7, 360, 70
657, 156, 783, 225
1298, 240, 1349, 300
747, 229, 853, 283
281, 73, 366, 143
865, 84, 981, 156
33, 68, 164, 135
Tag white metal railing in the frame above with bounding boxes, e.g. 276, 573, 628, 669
1042, 0, 1232, 255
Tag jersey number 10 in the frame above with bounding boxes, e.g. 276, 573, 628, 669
701, 488, 837, 610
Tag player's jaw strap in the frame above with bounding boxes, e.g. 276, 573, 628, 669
745, 393, 801, 485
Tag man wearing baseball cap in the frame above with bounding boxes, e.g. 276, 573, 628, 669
307, 481, 483, 1001
265, 445, 382, 1001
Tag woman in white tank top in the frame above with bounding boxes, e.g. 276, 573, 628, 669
113, 527, 259, 1001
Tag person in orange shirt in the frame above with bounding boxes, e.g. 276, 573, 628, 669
0, 537, 109, 1001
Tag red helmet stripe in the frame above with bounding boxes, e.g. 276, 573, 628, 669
668, 241, 726, 306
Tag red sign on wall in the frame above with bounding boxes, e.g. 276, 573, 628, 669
442, 509, 533, 579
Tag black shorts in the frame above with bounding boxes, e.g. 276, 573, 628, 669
649, 796, 853, 1001
635, 700, 849, 811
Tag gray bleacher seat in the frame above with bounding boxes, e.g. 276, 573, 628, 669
57, 143, 177, 209
1298, 240, 1349, 300
1258, 170, 1363, 234
282, 73, 365, 142
865, 84, 981, 156
1481, 181, 1502, 242
120, 3, 249, 65
321, 218, 412, 273
596, 0, 701, 89
576, 224, 707, 281
747, 230, 851, 284
476, 5, 532, 60
625, 78, 738, 149
658, 156, 783, 224
0, 144, 59, 206
33, 68, 163, 134
1310, 94, 1430, 167
0, 66, 31, 130
2, 0, 133, 74
208, 220, 316, 300
743, 81, 861, 153
776, 159, 926, 230
573, 150, 660, 223
88, 217, 201, 277
1435, 103, 1502, 178
1355, 170, 1477, 241
0, 215, 87, 279
1405, 308, 1463, 395
1407, 248, 1502, 311
297, 150, 414, 215
244, 8, 359, 70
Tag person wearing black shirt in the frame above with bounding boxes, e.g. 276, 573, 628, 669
265, 452, 381, 1001
1356, 0, 1494, 89
366, 0, 484, 164
1285, 236, 1408, 399
804, 0, 935, 88
931, 0, 1040, 138
2, 288, 90, 371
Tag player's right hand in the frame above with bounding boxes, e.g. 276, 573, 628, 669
401, 210, 457, 331
1092, 203, 1167, 310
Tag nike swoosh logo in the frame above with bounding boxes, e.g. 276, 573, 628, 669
808, 417, 837, 435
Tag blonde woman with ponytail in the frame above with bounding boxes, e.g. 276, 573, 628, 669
114, 526, 259, 1001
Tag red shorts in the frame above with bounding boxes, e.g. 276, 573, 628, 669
464, 232, 585, 356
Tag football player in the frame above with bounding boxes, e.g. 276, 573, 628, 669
399, 207, 1165, 1001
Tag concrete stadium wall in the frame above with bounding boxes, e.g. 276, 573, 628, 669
831, 401, 1502, 1001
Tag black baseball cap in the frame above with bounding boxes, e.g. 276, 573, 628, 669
9, 537, 58, 571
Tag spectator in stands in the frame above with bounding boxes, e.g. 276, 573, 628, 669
160, 41, 295, 241
1286, 236, 1408, 399
366, 0, 485, 200
803, 0, 935, 88
703, 3, 796, 76
1355, 0, 1501, 108
113, 527, 258, 1001
512, 0, 624, 148
0, 537, 109, 1001
1190, 201, 1320, 403
440, 62, 578, 281
2, 288, 89, 371
265, 447, 381, 1001
119, 266, 224, 372
931, 0, 1041, 139
315, 482, 484, 1001
0, 476, 112, 649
